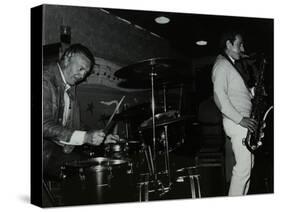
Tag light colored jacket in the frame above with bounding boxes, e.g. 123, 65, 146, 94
212, 55, 252, 124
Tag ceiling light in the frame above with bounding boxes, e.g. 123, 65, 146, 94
155, 16, 170, 24
196, 40, 208, 46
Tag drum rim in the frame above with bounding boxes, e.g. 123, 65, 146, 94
63, 157, 128, 170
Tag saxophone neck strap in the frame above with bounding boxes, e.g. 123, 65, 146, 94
221, 53, 251, 90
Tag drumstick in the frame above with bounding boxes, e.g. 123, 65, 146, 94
104, 96, 125, 134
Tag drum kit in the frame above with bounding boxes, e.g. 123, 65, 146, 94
60, 58, 195, 204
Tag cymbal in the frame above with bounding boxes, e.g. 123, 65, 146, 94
117, 80, 151, 89
115, 57, 189, 81
139, 110, 185, 130
117, 77, 193, 89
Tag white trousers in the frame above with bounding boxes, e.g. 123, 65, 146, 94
223, 118, 254, 196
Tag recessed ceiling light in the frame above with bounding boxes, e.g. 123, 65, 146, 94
155, 16, 170, 24
196, 40, 208, 46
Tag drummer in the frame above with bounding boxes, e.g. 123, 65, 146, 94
43, 44, 119, 178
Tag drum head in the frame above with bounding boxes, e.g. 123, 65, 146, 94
64, 157, 128, 170
64, 157, 110, 168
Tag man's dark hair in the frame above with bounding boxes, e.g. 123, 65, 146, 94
60, 43, 95, 71
219, 30, 244, 53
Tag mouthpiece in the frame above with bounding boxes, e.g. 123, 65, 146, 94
240, 52, 260, 61
240, 53, 250, 58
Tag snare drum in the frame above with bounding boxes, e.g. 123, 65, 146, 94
105, 143, 129, 159
60, 157, 134, 204
105, 139, 142, 160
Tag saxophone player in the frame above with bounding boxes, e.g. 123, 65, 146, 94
211, 30, 258, 196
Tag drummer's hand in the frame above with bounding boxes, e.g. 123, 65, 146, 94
84, 130, 105, 146
104, 134, 120, 144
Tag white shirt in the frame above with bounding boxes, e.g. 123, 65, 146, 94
212, 55, 252, 124
57, 63, 86, 145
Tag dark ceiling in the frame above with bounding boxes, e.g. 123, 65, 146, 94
105, 8, 273, 60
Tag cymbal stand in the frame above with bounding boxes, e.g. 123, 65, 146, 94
123, 103, 130, 139
149, 59, 157, 178
162, 84, 171, 185
142, 143, 155, 175
178, 83, 184, 115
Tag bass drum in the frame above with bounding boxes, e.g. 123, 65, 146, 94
60, 157, 136, 205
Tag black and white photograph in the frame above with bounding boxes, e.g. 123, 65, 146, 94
29, 3, 275, 208
2, 0, 281, 211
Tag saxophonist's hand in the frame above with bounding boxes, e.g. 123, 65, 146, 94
239, 117, 258, 133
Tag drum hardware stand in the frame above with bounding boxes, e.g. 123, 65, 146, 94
136, 143, 154, 201
138, 77, 175, 202
138, 173, 171, 201
141, 143, 155, 176
178, 83, 184, 115
122, 103, 130, 140
139, 61, 175, 198
138, 173, 150, 201
149, 60, 157, 174
176, 167, 201, 198
162, 84, 171, 186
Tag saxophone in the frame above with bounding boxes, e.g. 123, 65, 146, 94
244, 54, 273, 153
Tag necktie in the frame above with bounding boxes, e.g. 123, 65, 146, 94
66, 87, 74, 100
63, 87, 72, 126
